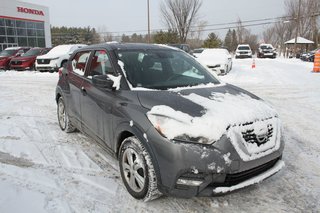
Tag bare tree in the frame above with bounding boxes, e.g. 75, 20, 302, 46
160, 0, 202, 43
262, 0, 319, 56
97, 25, 114, 42
188, 20, 207, 48
236, 18, 246, 44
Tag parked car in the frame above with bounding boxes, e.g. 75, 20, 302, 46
56, 43, 284, 201
0, 47, 30, 70
36, 44, 86, 72
195, 48, 232, 75
10, 47, 51, 71
168, 44, 191, 54
301, 48, 319, 62
257, 44, 277, 58
192, 48, 205, 58
235, 44, 252, 59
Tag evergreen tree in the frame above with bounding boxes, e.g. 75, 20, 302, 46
224, 29, 232, 51
153, 30, 179, 44
202, 32, 222, 48
231, 29, 238, 52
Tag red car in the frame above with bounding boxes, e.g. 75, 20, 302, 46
10, 47, 51, 71
0, 47, 30, 70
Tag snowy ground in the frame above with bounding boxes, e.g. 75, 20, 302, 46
0, 58, 319, 213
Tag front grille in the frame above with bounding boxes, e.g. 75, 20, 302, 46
11, 61, 22, 65
37, 59, 50, 64
241, 124, 273, 146
240, 51, 248, 54
210, 157, 280, 187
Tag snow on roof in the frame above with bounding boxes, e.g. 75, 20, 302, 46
284, 37, 314, 44
4, 47, 21, 50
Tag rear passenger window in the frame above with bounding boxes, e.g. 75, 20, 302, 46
88, 50, 113, 77
71, 51, 91, 76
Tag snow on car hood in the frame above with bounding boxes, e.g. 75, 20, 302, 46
141, 84, 278, 143
37, 53, 66, 59
196, 53, 228, 66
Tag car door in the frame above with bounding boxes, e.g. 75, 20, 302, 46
80, 49, 116, 147
67, 50, 92, 128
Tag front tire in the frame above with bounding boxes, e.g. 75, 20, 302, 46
119, 136, 161, 201
57, 96, 76, 133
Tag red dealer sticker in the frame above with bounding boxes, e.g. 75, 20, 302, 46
17, 7, 45, 16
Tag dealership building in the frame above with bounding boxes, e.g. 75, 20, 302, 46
0, 0, 51, 51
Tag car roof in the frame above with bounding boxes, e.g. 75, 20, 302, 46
76, 43, 174, 52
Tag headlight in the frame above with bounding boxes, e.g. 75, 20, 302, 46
147, 114, 213, 144
50, 57, 59, 60
147, 114, 177, 138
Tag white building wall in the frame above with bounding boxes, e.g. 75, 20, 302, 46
1, 0, 51, 47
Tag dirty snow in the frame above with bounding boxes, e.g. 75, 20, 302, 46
0, 58, 320, 212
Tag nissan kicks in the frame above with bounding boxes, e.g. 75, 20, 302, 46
56, 43, 284, 201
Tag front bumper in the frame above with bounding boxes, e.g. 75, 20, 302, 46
10, 62, 34, 71
146, 124, 284, 198
36, 60, 59, 72
260, 53, 276, 58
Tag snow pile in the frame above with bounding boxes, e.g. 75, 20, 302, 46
147, 92, 279, 144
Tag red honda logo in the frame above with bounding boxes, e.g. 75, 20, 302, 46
17, 7, 45, 16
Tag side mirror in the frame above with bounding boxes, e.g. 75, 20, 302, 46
92, 75, 114, 89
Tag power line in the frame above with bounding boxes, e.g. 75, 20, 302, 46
51, 12, 320, 36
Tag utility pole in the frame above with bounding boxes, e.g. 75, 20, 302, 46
147, 0, 151, 43
294, 0, 302, 57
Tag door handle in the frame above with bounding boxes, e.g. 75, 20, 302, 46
81, 86, 87, 95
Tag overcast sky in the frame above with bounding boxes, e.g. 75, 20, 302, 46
22, 0, 287, 38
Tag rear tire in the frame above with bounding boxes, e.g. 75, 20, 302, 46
57, 96, 76, 133
119, 136, 161, 201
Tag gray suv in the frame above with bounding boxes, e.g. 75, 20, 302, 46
56, 43, 284, 201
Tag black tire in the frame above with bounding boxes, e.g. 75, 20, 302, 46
57, 97, 76, 133
119, 136, 161, 201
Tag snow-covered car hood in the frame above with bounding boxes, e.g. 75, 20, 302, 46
37, 53, 67, 60
196, 56, 227, 66
139, 84, 278, 143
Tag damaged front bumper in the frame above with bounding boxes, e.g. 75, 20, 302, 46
146, 125, 285, 198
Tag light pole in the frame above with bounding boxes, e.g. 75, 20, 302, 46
147, 0, 151, 43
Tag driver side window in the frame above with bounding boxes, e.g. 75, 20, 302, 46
71, 51, 91, 76
87, 50, 114, 77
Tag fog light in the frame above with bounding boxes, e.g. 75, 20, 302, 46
177, 179, 203, 186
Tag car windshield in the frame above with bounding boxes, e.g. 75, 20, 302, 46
0, 49, 16, 57
23, 49, 42, 56
261, 45, 272, 49
238, 46, 250, 50
117, 49, 220, 90
193, 49, 204, 54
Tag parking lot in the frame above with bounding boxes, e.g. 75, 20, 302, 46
0, 58, 319, 212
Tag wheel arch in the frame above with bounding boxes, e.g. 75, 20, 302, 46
114, 124, 162, 186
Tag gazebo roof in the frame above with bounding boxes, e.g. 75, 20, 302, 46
285, 36, 314, 44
